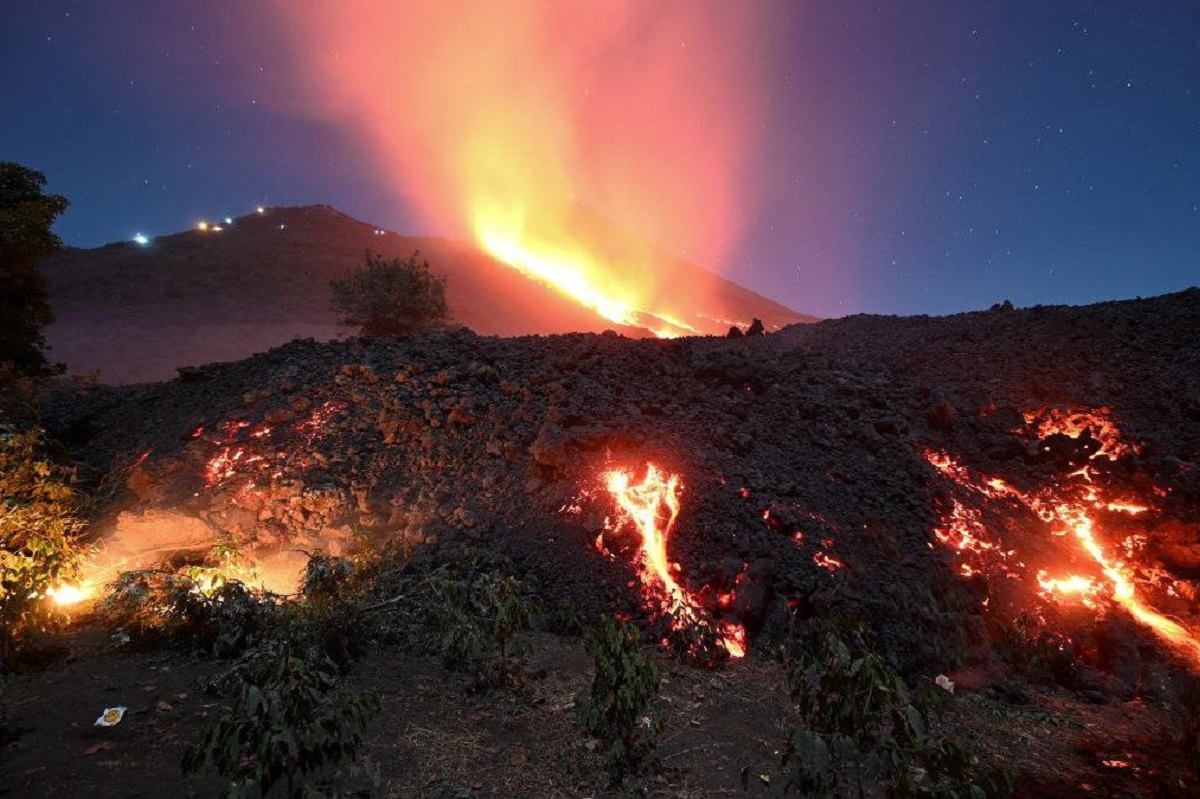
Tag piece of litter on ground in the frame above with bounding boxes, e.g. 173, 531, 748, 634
935, 674, 955, 694
94, 706, 127, 727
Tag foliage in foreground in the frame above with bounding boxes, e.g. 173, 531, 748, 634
183, 642, 379, 798
330, 251, 450, 336
761, 624, 1012, 797
0, 161, 69, 374
100, 557, 381, 796
0, 423, 87, 669
100, 568, 285, 657
364, 556, 533, 686
100, 550, 543, 792
990, 612, 1080, 687
577, 615, 665, 778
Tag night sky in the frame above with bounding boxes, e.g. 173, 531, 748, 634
2, 2, 1196, 319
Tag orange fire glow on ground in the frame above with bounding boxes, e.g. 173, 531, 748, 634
603, 463, 745, 659
925, 407, 1200, 668
46, 401, 352, 608
46, 539, 302, 611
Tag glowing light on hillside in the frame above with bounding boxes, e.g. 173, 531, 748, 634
479, 227, 700, 338
132, 232, 150, 246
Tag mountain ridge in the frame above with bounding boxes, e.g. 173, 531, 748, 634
40, 204, 814, 383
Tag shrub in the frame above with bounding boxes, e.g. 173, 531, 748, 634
0, 162, 69, 374
473, 571, 531, 686
766, 624, 1012, 797
577, 616, 665, 777
367, 559, 532, 686
0, 423, 87, 669
330, 251, 449, 335
100, 569, 284, 657
183, 643, 379, 798
990, 613, 1080, 686
296, 554, 370, 668
421, 568, 531, 684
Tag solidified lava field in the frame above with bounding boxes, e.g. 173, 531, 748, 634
6, 287, 1200, 796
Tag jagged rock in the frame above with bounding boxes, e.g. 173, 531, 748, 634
40, 288, 1200, 684
175, 365, 212, 383
926, 402, 956, 432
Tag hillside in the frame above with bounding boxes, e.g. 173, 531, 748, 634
9, 287, 1200, 795
39, 205, 813, 383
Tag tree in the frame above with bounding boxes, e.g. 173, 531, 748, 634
330, 251, 449, 336
0, 163, 69, 374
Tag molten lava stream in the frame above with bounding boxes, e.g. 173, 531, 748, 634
479, 232, 697, 338
925, 411, 1200, 671
1044, 503, 1200, 667
604, 463, 744, 658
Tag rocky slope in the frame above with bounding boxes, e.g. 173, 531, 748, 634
39, 205, 813, 383
44, 288, 1200, 692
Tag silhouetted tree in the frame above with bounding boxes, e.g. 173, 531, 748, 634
330, 251, 449, 335
0, 163, 69, 373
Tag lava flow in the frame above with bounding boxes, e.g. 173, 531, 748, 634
603, 463, 745, 659
479, 229, 699, 338
925, 406, 1200, 668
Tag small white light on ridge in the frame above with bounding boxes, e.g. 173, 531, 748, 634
132, 233, 150, 246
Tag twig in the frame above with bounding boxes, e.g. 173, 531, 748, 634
662, 741, 734, 761
361, 592, 414, 613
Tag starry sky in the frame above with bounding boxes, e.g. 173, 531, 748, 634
2, 2, 1196, 319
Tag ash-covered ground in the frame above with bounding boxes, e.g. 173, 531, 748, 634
45, 288, 1200, 689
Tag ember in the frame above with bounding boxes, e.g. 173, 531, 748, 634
1021, 406, 1137, 461
203, 400, 345, 489
602, 463, 744, 659
926, 407, 1200, 668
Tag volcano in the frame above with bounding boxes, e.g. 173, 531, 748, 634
38, 205, 813, 384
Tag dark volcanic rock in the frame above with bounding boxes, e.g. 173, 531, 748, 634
42, 288, 1200, 680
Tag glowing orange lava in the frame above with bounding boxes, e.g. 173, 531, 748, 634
203, 401, 345, 489
603, 463, 744, 658
926, 407, 1200, 668
1021, 406, 1137, 460
270, 2, 772, 337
